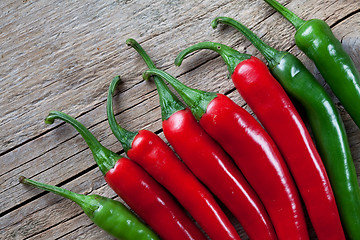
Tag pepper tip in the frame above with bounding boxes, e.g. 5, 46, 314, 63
108, 76, 122, 98
44, 111, 58, 125
142, 70, 151, 81
19, 176, 26, 184
126, 38, 137, 47
112, 75, 121, 85
174, 55, 183, 67
211, 17, 221, 29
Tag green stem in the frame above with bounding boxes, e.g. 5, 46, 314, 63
263, 0, 306, 30
19, 176, 89, 208
143, 69, 217, 121
212, 16, 285, 68
126, 38, 156, 69
20, 176, 99, 219
175, 41, 251, 75
126, 38, 186, 121
45, 111, 120, 175
107, 76, 138, 153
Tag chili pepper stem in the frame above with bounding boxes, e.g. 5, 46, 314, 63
126, 38, 186, 121
142, 69, 217, 121
19, 176, 94, 211
45, 111, 120, 175
211, 17, 286, 69
107, 75, 138, 153
174, 41, 251, 76
126, 39, 156, 69
263, 0, 306, 30
20, 176, 161, 240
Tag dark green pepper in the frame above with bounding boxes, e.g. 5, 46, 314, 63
263, 0, 360, 129
211, 16, 360, 240
19, 176, 159, 240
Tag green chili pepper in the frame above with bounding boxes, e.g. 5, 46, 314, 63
211, 16, 360, 240
19, 176, 159, 240
263, 0, 360, 129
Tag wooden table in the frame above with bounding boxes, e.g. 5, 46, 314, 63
1, 0, 359, 239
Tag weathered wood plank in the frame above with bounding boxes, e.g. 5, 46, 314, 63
0, 169, 111, 240
1, 0, 358, 153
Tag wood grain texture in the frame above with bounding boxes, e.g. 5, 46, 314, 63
1, 0, 359, 239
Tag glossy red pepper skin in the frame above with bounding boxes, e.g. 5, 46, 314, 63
200, 93, 308, 240
232, 56, 344, 240
175, 39, 344, 239
209, 16, 347, 239
105, 157, 206, 240
123, 39, 242, 240
144, 67, 309, 239
45, 111, 205, 240
163, 108, 277, 240
211, 16, 356, 239
127, 129, 233, 240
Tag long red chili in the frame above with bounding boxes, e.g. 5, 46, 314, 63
129, 41, 277, 240
45, 111, 206, 240
143, 69, 309, 240
107, 73, 235, 240
125, 38, 244, 240
175, 41, 344, 240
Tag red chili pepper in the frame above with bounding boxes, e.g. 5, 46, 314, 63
107, 74, 235, 240
129, 40, 277, 240
45, 111, 206, 240
143, 68, 309, 239
175, 41, 344, 240
124, 38, 246, 240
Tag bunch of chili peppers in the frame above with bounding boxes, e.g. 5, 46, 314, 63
21, 1, 360, 239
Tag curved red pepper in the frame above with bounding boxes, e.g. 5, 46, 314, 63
233, 57, 343, 240
120, 39, 241, 240
128, 38, 276, 239
200, 94, 308, 240
45, 111, 205, 240
162, 108, 277, 240
128, 130, 235, 239
139, 63, 277, 239
174, 40, 344, 239
105, 158, 206, 240
108, 77, 232, 240
144, 67, 309, 239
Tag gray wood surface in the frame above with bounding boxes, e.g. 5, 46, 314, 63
1, 0, 359, 239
